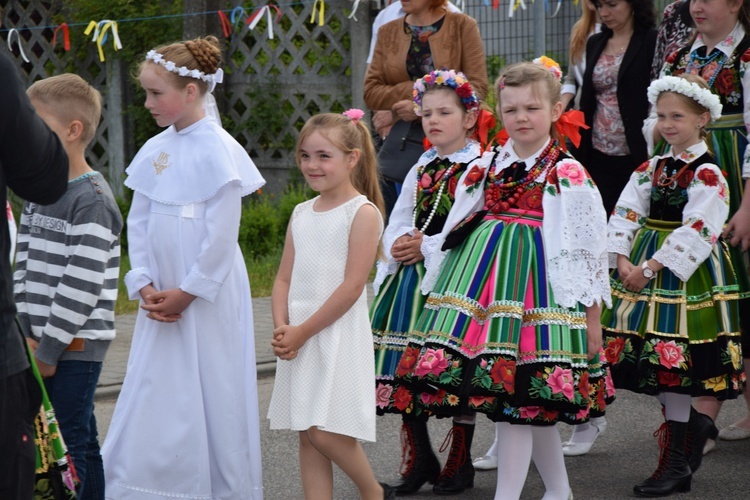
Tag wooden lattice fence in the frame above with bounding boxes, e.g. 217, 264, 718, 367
223, 0, 370, 191
2, 1, 128, 197
1, 0, 369, 196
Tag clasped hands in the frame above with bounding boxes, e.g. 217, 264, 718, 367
391, 231, 424, 265
139, 284, 196, 322
271, 324, 306, 361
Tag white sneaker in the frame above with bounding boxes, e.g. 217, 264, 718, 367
562, 417, 607, 457
472, 455, 498, 470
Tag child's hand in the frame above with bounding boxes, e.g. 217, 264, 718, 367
616, 254, 634, 281
621, 266, 649, 294
25, 338, 39, 352
140, 288, 196, 322
271, 325, 306, 360
723, 206, 750, 251
586, 322, 604, 361
392, 231, 424, 265
139, 284, 160, 305
35, 357, 57, 378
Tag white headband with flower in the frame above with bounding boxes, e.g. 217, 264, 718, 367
647, 76, 723, 121
145, 50, 224, 93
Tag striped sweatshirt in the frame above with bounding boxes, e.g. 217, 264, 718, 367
14, 171, 123, 364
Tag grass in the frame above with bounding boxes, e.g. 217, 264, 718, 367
115, 249, 284, 316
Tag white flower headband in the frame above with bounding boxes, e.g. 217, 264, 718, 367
145, 49, 224, 93
647, 76, 723, 121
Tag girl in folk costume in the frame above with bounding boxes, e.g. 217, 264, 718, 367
396, 58, 613, 500
267, 112, 394, 499
653, 0, 750, 455
101, 37, 265, 499
603, 74, 743, 497
371, 69, 489, 495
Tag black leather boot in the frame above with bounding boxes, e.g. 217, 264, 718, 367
393, 420, 440, 495
685, 407, 718, 473
432, 422, 475, 496
634, 421, 692, 497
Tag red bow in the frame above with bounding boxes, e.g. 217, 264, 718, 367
555, 109, 589, 151
472, 109, 500, 152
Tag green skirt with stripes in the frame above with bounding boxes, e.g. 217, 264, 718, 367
602, 218, 745, 399
395, 211, 614, 426
371, 262, 429, 416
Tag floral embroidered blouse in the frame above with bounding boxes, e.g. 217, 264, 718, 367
646, 22, 750, 179
591, 53, 630, 156
374, 140, 489, 294
607, 141, 730, 282
489, 139, 611, 309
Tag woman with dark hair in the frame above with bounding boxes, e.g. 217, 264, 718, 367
574, 0, 657, 217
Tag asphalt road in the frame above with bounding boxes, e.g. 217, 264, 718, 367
94, 373, 750, 499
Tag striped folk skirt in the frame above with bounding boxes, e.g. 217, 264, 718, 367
395, 211, 614, 426
602, 218, 745, 399
371, 262, 429, 415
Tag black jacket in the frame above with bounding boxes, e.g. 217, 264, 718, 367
575, 28, 658, 166
0, 53, 68, 378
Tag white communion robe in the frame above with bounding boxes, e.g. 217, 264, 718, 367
102, 117, 265, 500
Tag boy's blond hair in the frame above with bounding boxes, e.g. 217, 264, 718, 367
27, 74, 102, 147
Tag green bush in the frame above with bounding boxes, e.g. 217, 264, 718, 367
238, 183, 315, 259
239, 196, 281, 259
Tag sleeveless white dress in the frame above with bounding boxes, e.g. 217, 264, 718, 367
268, 195, 382, 442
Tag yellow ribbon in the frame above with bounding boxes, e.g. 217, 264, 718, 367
310, 0, 325, 26
84, 20, 123, 62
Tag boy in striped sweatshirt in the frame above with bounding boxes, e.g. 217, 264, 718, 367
15, 73, 123, 500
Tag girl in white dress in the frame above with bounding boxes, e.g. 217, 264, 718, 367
267, 111, 394, 499
102, 36, 265, 499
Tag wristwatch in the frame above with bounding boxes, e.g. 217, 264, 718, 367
641, 260, 656, 280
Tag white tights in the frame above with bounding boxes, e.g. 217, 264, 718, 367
493, 422, 571, 500
657, 392, 692, 422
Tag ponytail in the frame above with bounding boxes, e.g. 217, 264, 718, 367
350, 120, 385, 223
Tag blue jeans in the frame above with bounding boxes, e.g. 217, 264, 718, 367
44, 360, 104, 500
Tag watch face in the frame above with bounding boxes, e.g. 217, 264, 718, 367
642, 267, 654, 279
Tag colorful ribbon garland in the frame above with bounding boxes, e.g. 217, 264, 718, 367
247, 5, 283, 40
52, 23, 71, 51
310, 0, 325, 26
84, 20, 122, 62
347, 0, 362, 20
218, 11, 233, 38
7, 29, 30, 63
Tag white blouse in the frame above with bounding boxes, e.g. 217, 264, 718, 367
607, 141, 730, 281
374, 140, 489, 295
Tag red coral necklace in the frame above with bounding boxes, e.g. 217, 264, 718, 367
485, 140, 560, 212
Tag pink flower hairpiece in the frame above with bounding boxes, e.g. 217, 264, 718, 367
343, 108, 365, 123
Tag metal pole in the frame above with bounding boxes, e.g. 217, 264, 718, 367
534, 0, 546, 57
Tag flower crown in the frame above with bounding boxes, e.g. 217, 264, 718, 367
647, 76, 723, 121
412, 69, 480, 115
146, 50, 224, 93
